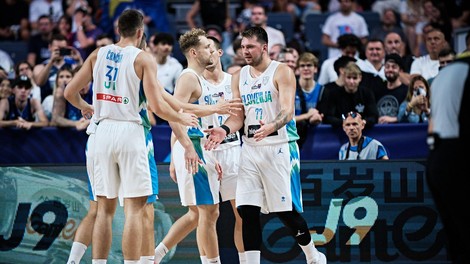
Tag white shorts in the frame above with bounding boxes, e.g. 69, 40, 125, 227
87, 120, 153, 199
173, 139, 220, 206
236, 142, 303, 214
214, 145, 241, 201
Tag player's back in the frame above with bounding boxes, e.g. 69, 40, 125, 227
92, 44, 145, 124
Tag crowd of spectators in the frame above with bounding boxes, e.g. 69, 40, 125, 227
0, 0, 469, 158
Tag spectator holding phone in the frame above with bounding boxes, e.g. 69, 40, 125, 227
33, 34, 83, 119
397, 74, 431, 123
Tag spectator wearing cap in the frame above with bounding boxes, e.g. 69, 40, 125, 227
0, 75, 49, 129
71, 6, 103, 60
373, 53, 409, 124
317, 33, 362, 85
15, 60, 41, 102
149, 32, 183, 95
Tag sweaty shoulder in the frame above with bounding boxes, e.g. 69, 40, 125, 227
134, 50, 153, 79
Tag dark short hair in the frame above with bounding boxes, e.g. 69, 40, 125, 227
241, 26, 268, 45
153, 32, 174, 46
385, 53, 403, 69
118, 9, 144, 38
337, 34, 362, 50
333, 56, 357, 75
207, 36, 222, 50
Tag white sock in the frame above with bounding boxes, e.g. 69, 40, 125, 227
123, 260, 140, 264
300, 241, 318, 263
239, 252, 247, 263
207, 256, 221, 263
245, 250, 261, 264
92, 259, 107, 264
154, 243, 169, 264
140, 255, 154, 264
200, 256, 208, 264
67, 241, 87, 264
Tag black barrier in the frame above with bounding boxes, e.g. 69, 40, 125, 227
0, 160, 449, 263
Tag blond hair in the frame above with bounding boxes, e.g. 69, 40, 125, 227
179, 28, 206, 54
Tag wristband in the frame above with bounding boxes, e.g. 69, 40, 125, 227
220, 124, 230, 135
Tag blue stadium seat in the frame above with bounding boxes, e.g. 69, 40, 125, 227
359, 11, 381, 34
303, 13, 329, 63
0, 41, 28, 64
267, 12, 294, 42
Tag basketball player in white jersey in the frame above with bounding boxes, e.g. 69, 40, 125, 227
154, 35, 245, 263
159, 28, 222, 264
204, 27, 327, 264
64, 9, 199, 264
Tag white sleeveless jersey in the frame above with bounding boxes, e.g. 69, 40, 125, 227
200, 72, 241, 150
177, 68, 206, 139
92, 44, 151, 128
238, 61, 299, 145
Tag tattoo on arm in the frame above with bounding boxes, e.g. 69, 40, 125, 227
271, 110, 290, 131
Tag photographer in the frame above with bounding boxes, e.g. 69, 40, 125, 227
397, 74, 431, 123
33, 34, 83, 120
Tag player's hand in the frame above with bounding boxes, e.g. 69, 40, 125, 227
213, 96, 243, 116
184, 145, 202, 175
81, 104, 94, 120
178, 109, 198, 127
203, 127, 226, 150
253, 120, 275, 142
75, 117, 90, 131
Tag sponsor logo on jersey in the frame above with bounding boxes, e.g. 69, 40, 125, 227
97, 93, 123, 103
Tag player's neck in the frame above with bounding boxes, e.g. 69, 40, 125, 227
187, 61, 206, 75
204, 66, 224, 84
250, 58, 272, 77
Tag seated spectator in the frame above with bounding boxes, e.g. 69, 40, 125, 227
149, 32, 183, 95
269, 43, 285, 60
294, 52, 323, 149
370, 8, 405, 42
27, 15, 54, 67
277, 48, 298, 72
383, 32, 413, 86
33, 34, 83, 118
0, 77, 12, 100
0, 0, 30, 41
317, 33, 362, 85
29, 0, 63, 31
71, 6, 103, 60
339, 111, 389, 160
228, 37, 246, 69
374, 53, 408, 124
321, 62, 378, 128
397, 74, 431, 123
249, 4, 286, 52
54, 14, 73, 45
50, 65, 90, 130
317, 55, 357, 114
15, 61, 41, 101
0, 75, 48, 129
322, 0, 369, 59
410, 28, 447, 81
428, 47, 457, 85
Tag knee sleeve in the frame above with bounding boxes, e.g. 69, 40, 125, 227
276, 210, 311, 246
237, 205, 262, 251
